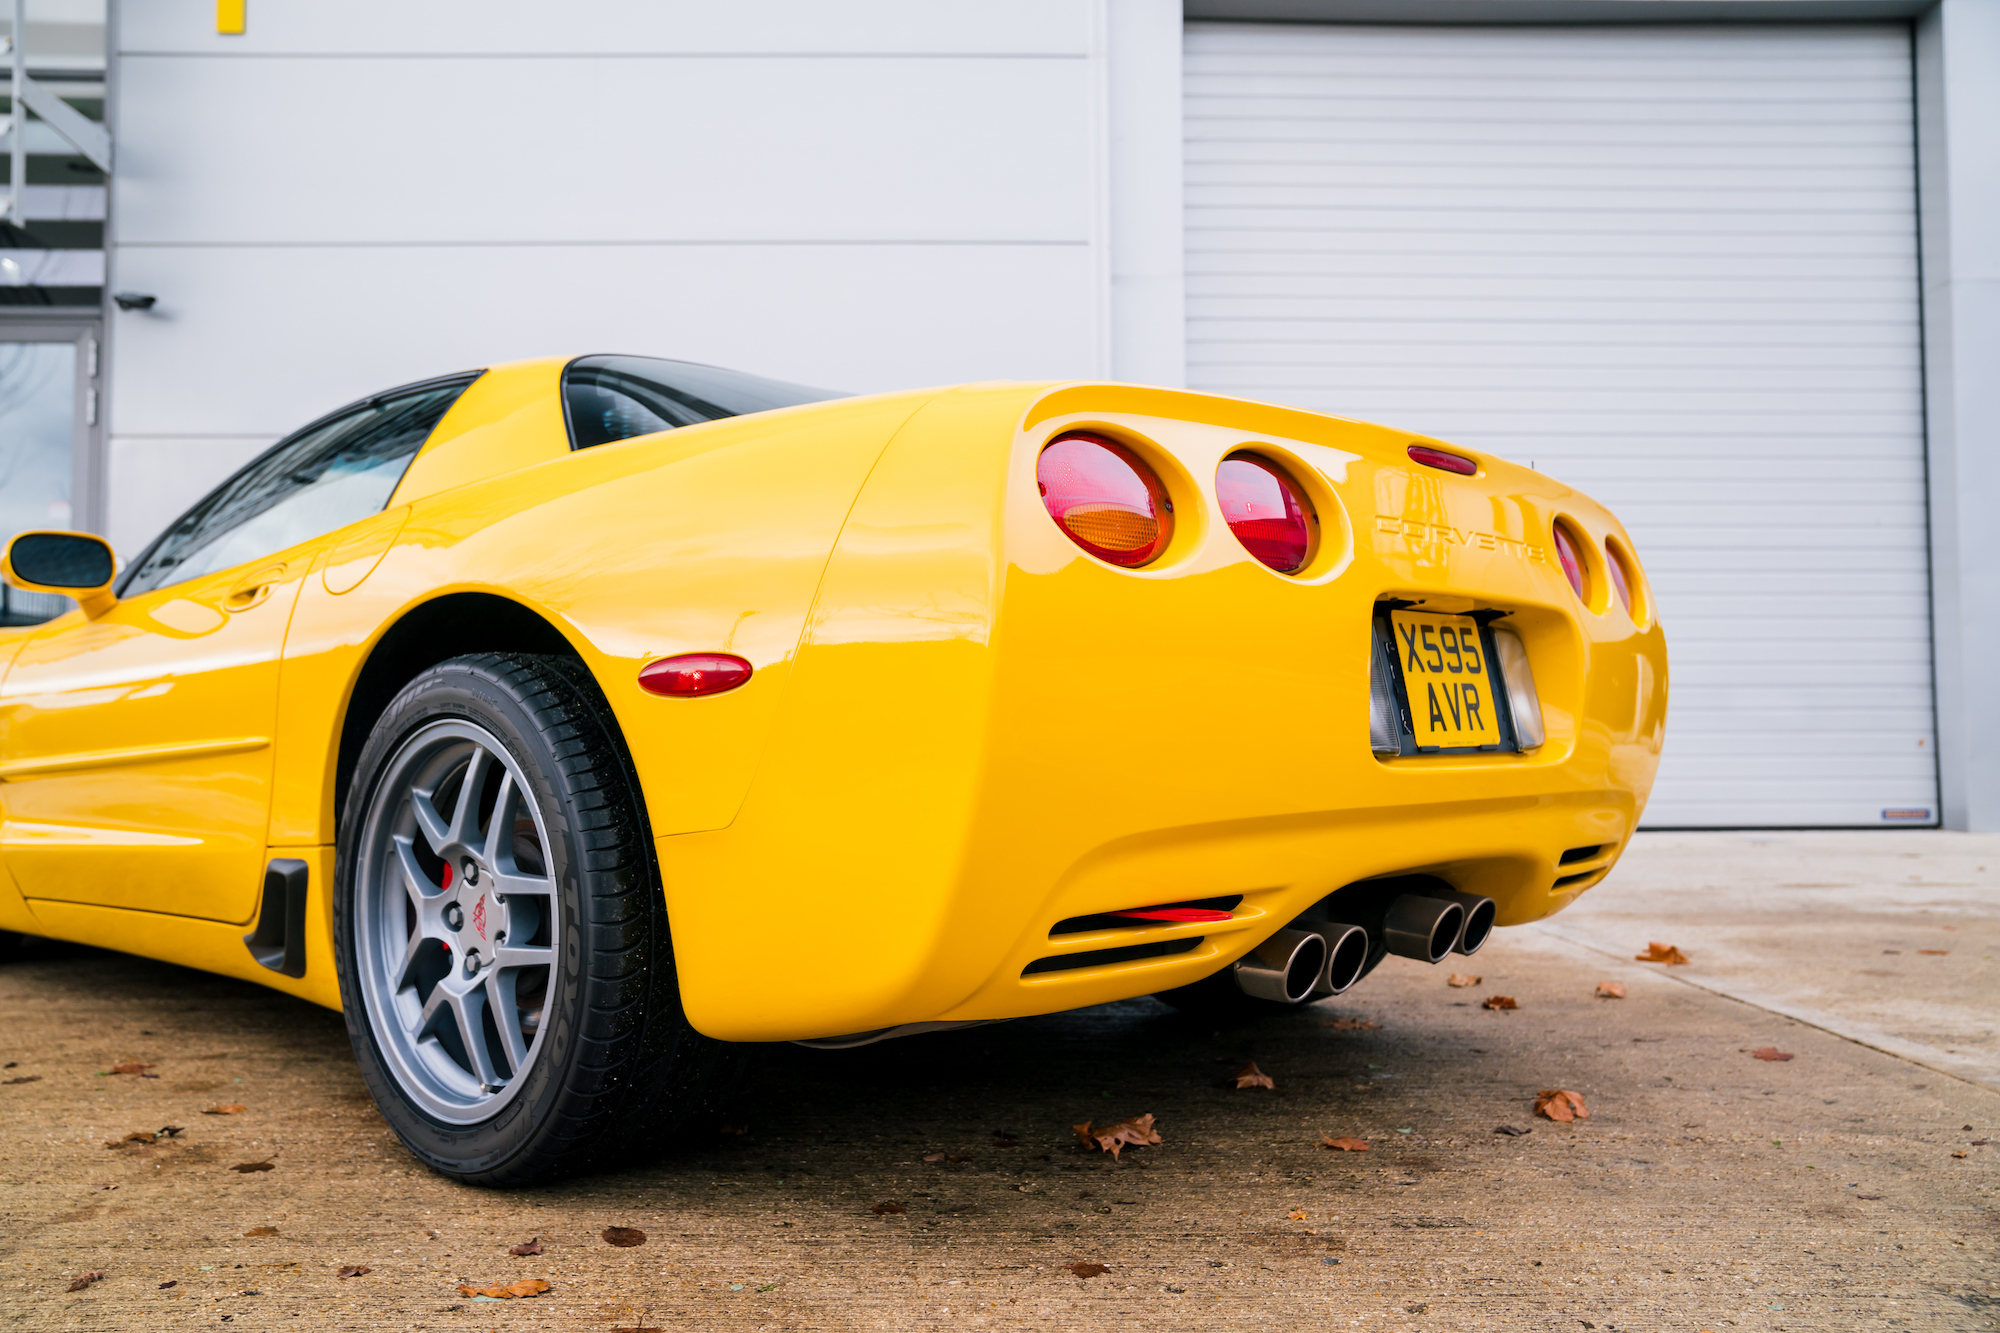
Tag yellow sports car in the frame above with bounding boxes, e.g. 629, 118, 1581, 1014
0, 356, 1667, 1183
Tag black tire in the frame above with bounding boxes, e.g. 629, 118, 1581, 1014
0, 930, 24, 963
334, 652, 747, 1186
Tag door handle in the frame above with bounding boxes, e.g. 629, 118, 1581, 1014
224, 565, 287, 612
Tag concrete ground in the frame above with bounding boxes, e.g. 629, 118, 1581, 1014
0, 832, 1995, 1332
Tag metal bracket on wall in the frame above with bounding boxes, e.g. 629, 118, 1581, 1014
5, 0, 112, 227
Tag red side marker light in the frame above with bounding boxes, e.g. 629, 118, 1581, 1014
1110, 908, 1234, 923
638, 653, 753, 697
1407, 444, 1478, 476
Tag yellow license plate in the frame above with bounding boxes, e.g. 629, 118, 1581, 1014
1389, 610, 1502, 750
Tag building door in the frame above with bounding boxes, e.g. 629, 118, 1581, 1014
1184, 21, 1933, 827
0, 315, 100, 626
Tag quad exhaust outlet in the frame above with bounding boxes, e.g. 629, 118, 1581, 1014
1233, 888, 1498, 1001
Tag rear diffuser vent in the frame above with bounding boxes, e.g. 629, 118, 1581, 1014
1559, 845, 1607, 865
1022, 937, 1203, 977
1050, 896, 1242, 937
1553, 870, 1605, 890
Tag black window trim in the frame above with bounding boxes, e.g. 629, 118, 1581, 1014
114, 369, 485, 599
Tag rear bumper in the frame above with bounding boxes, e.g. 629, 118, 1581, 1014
656, 383, 1667, 1042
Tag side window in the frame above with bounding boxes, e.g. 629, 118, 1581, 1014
561, 355, 842, 451
119, 377, 475, 598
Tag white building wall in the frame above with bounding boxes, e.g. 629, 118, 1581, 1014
104, 0, 1114, 555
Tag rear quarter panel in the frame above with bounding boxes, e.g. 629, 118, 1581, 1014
270, 389, 939, 854
662, 383, 1667, 1040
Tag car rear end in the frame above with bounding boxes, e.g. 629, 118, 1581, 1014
657, 381, 1666, 1042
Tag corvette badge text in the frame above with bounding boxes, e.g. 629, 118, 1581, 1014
1374, 514, 1548, 563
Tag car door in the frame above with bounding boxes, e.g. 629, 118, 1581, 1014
0, 375, 475, 924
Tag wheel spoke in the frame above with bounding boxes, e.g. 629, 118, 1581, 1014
392, 927, 429, 990
484, 969, 530, 1076
479, 770, 517, 867
409, 785, 453, 857
494, 941, 554, 970
447, 745, 494, 850
393, 836, 451, 932
419, 976, 499, 1089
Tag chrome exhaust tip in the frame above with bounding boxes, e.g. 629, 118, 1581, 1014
1436, 891, 1498, 955
1233, 928, 1329, 1005
1381, 894, 1466, 964
1311, 923, 1371, 995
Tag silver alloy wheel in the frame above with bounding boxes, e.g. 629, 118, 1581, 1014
353, 719, 560, 1125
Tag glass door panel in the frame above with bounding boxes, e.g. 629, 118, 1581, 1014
0, 337, 84, 625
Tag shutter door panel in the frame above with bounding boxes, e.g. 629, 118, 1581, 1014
1186, 21, 1934, 828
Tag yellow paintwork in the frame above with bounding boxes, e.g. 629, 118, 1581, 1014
0, 360, 1666, 1036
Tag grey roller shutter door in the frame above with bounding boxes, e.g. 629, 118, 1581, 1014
1185, 21, 1935, 828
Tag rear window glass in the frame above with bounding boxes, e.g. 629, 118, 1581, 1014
561, 356, 844, 450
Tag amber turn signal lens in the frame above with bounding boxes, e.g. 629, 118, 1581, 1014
1407, 444, 1477, 475
1216, 453, 1316, 573
638, 652, 752, 697
1036, 433, 1173, 568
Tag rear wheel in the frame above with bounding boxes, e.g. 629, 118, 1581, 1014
335, 652, 745, 1185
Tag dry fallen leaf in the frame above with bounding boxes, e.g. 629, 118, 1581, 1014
1634, 942, 1690, 965
456, 1278, 549, 1299
717, 1123, 749, 1136
158, 1125, 184, 1138
1320, 1136, 1369, 1152
336, 1265, 370, 1279
870, 1201, 905, 1216
3, 1075, 41, 1085
244, 1227, 278, 1238
1952, 1150, 1968, 1159
1751, 1048, 1795, 1062
1493, 1125, 1531, 1137
67, 1271, 105, 1292
158, 1280, 177, 1289
203, 1104, 247, 1115
1072, 1113, 1162, 1161
1534, 1089, 1589, 1122
1446, 973, 1481, 988
1919, 949, 1949, 956
1594, 981, 1627, 999
600, 1227, 646, 1248
230, 1161, 275, 1173
105, 1062, 154, 1077
1482, 995, 1518, 1011
1287, 1209, 1309, 1220
1320, 1018, 1382, 1030
1232, 1061, 1276, 1090
508, 1238, 543, 1257
921, 1152, 946, 1162
1066, 1263, 1109, 1279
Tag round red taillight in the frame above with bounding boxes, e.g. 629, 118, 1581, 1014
1552, 521, 1588, 601
1605, 542, 1633, 614
1036, 433, 1173, 568
1216, 453, 1316, 573
638, 653, 753, 697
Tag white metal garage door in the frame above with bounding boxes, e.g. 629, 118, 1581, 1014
1185, 21, 1934, 827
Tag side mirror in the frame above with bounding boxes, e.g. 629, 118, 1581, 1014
2, 530, 118, 618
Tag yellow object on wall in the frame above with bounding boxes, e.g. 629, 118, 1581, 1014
217, 0, 245, 36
